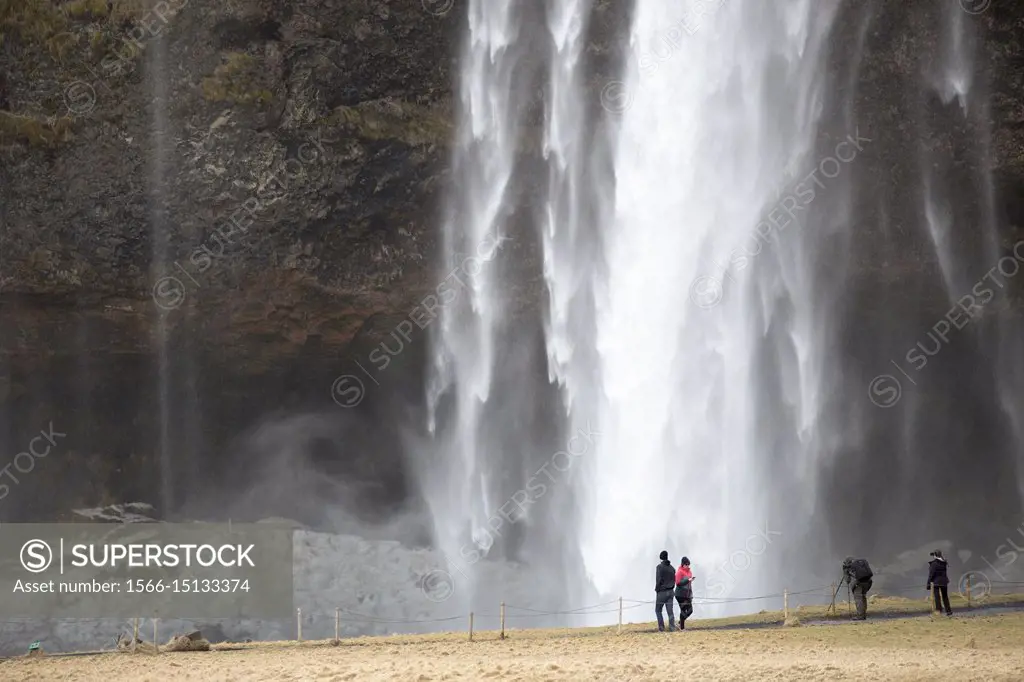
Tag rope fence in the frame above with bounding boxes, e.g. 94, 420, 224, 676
314, 577, 1024, 640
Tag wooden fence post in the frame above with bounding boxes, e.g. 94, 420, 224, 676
500, 602, 506, 640
784, 589, 789, 620
297, 608, 302, 642
469, 612, 474, 641
153, 618, 158, 650
618, 597, 623, 633
132, 618, 139, 653
335, 608, 340, 641
966, 575, 972, 607
829, 582, 837, 614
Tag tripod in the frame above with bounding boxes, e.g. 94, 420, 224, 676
830, 572, 853, 618
830, 577, 843, 610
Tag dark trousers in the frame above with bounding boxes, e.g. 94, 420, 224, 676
852, 579, 872, 619
676, 597, 693, 628
932, 585, 952, 614
655, 589, 675, 631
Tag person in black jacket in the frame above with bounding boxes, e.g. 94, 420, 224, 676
654, 550, 676, 631
926, 550, 953, 616
842, 556, 873, 620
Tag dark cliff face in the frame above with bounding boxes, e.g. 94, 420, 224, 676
1, 0, 1024, 561
0, 0, 464, 521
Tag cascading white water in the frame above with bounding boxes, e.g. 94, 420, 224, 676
545, 0, 843, 609
432, 0, 1016, 619
541, 0, 596, 418
424, 1, 523, 596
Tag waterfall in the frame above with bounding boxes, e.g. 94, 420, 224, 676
546, 0, 843, 611
423, 0, 526, 601
427, 0, 1022, 620
431, 0, 846, 613
541, 0, 596, 408
147, 2, 174, 515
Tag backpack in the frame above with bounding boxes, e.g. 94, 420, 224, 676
851, 558, 872, 581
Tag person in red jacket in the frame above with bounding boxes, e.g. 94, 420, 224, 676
674, 556, 695, 629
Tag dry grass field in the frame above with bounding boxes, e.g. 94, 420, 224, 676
4, 600, 1024, 682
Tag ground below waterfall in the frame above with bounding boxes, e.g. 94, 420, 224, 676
5, 610, 1024, 681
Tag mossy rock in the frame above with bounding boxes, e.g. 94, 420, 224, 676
88, 27, 113, 59
0, 0, 67, 46
201, 52, 274, 106
0, 111, 73, 148
45, 30, 77, 61
327, 99, 452, 147
108, 0, 145, 23
66, 0, 110, 20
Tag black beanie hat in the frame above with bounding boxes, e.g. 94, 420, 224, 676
659, 550, 668, 561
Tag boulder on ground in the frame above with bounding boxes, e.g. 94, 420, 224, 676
165, 631, 211, 652
116, 633, 158, 654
